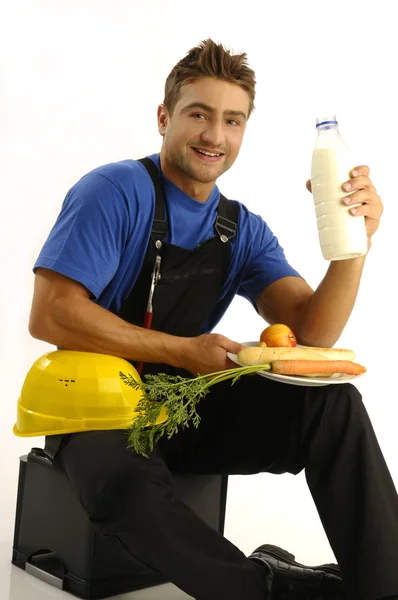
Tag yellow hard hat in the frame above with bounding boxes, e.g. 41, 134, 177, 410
13, 350, 168, 437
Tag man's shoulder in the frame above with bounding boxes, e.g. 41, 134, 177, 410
83, 155, 157, 190
62, 156, 158, 221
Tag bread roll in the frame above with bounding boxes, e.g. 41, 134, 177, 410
237, 345, 355, 366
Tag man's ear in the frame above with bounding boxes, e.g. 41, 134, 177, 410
157, 104, 169, 136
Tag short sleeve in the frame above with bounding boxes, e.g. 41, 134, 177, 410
33, 173, 130, 299
237, 214, 302, 306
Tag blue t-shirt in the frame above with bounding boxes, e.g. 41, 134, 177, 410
33, 154, 302, 333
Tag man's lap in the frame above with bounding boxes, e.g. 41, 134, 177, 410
157, 374, 344, 476
50, 375, 356, 484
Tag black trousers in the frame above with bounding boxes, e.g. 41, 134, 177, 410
50, 376, 398, 600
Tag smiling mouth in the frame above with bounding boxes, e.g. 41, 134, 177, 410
192, 147, 225, 160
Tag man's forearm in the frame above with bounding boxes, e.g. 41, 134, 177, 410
29, 295, 187, 367
297, 253, 367, 347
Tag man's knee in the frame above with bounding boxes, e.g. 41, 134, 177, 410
322, 382, 364, 423
336, 382, 367, 425
306, 384, 367, 472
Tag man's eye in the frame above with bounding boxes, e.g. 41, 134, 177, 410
228, 119, 239, 126
192, 113, 206, 120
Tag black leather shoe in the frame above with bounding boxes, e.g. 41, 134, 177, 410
248, 544, 343, 599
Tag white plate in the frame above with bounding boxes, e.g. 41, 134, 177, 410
227, 341, 365, 387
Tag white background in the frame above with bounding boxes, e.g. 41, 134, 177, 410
1, 0, 396, 583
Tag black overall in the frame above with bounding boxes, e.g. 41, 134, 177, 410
46, 159, 398, 600
117, 157, 238, 378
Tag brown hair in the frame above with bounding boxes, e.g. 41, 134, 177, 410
163, 39, 256, 118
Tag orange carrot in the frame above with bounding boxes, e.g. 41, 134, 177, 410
270, 360, 366, 376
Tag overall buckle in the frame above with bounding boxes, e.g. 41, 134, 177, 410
215, 215, 237, 243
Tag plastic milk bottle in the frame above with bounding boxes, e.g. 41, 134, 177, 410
310, 116, 368, 261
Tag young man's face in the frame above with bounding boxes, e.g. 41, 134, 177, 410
158, 77, 250, 185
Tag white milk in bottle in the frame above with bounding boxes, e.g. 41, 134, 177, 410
311, 116, 368, 261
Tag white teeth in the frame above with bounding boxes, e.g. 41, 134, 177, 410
196, 149, 221, 157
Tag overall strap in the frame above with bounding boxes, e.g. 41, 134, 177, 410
139, 157, 168, 248
215, 194, 238, 243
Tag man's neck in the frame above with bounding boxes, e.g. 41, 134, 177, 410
159, 152, 214, 203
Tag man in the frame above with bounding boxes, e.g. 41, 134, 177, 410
29, 39, 397, 600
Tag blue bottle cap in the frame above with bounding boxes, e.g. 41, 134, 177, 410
316, 115, 338, 128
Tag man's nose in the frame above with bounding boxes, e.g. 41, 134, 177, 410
200, 120, 225, 148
